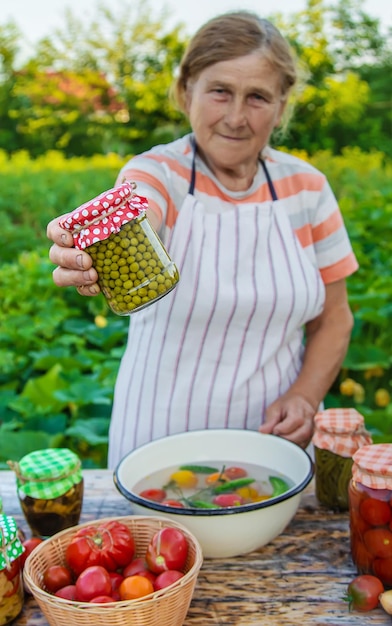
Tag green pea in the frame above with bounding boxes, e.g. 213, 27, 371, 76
88, 215, 179, 315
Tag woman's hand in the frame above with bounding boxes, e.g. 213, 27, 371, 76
259, 391, 316, 449
47, 216, 100, 296
260, 278, 354, 449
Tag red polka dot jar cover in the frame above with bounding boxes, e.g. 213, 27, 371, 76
59, 181, 148, 248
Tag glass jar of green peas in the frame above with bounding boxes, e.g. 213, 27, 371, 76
60, 182, 179, 315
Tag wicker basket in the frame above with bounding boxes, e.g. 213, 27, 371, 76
23, 515, 203, 626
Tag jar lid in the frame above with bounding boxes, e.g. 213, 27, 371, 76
312, 408, 372, 457
9, 448, 83, 500
0, 515, 24, 571
59, 181, 148, 250
352, 443, 392, 489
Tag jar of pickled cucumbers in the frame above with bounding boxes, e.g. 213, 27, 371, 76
0, 515, 24, 625
348, 444, 392, 587
312, 409, 372, 511
8, 448, 84, 539
59, 181, 180, 315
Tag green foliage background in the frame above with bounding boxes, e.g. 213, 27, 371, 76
1, 0, 391, 468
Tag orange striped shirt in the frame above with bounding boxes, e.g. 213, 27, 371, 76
117, 134, 358, 284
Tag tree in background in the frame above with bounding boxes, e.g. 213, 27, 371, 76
278, 0, 391, 154
0, 22, 21, 153
0, 0, 390, 158
10, 0, 189, 156
10, 66, 126, 156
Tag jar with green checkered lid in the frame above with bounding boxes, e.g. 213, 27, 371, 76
0, 515, 24, 624
8, 448, 84, 538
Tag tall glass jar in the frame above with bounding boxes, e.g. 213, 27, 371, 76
0, 515, 24, 625
59, 181, 179, 315
312, 409, 372, 511
8, 448, 84, 538
348, 443, 392, 587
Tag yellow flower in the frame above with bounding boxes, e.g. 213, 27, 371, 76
353, 383, 365, 404
94, 315, 108, 328
364, 366, 384, 380
375, 388, 390, 408
340, 378, 356, 396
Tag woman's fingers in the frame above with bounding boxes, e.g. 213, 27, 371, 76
52, 265, 99, 290
49, 243, 93, 270
49, 244, 99, 291
47, 218, 100, 295
47, 217, 74, 246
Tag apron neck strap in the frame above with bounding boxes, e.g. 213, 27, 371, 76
189, 137, 278, 201
260, 158, 278, 201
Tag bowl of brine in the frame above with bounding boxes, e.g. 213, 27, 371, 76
114, 429, 314, 558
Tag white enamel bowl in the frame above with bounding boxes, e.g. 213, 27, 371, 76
114, 429, 313, 558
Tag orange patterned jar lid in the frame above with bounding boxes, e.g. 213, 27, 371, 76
352, 443, 392, 490
312, 408, 372, 457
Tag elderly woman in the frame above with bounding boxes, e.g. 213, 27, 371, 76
47, 11, 358, 468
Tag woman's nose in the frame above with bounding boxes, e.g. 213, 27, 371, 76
225, 98, 247, 127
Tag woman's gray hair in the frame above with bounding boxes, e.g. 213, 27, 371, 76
172, 11, 297, 116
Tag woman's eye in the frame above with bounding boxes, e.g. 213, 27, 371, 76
252, 93, 267, 102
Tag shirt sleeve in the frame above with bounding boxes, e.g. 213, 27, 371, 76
115, 153, 170, 238
311, 179, 359, 284
292, 175, 359, 285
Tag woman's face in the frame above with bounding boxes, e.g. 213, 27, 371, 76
185, 52, 286, 188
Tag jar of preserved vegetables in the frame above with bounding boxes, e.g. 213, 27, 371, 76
312, 409, 372, 511
59, 181, 180, 316
349, 443, 392, 587
8, 448, 84, 538
0, 515, 24, 625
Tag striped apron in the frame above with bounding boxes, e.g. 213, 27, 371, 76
108, 148, 325, 469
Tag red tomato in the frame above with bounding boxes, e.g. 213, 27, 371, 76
43, 565, 73, 593
75, 565, 112, 602
213, 493, 244, 507
350, 511, 371, 536
153, 570, 184, 591
364, 528, 392, 558
20, 538, 44, 568
139, 488, 167, 502
224, 466, 248, 480
351, 539, 373, 572
122, 557, 149, 577
345, 574, 384, 611
108, 571, 124, 593
123, 558, 156, 584
145, 527, 188, 574
138, 569, 157, 584
373, 557, 392, 586
359, 498, 391, 526
89, 595, 115, 603
55, 585, 76, 600
161, 500, 185, 508
65, 520, 135, 575
3, 559, 20, 581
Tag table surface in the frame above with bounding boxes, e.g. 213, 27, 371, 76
1, 469, 390, 626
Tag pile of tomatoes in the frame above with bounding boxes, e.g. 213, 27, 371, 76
349, 487, 392, 587
38, 521, 189, 603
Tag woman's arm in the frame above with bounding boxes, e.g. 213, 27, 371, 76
259, 278, 354, 447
